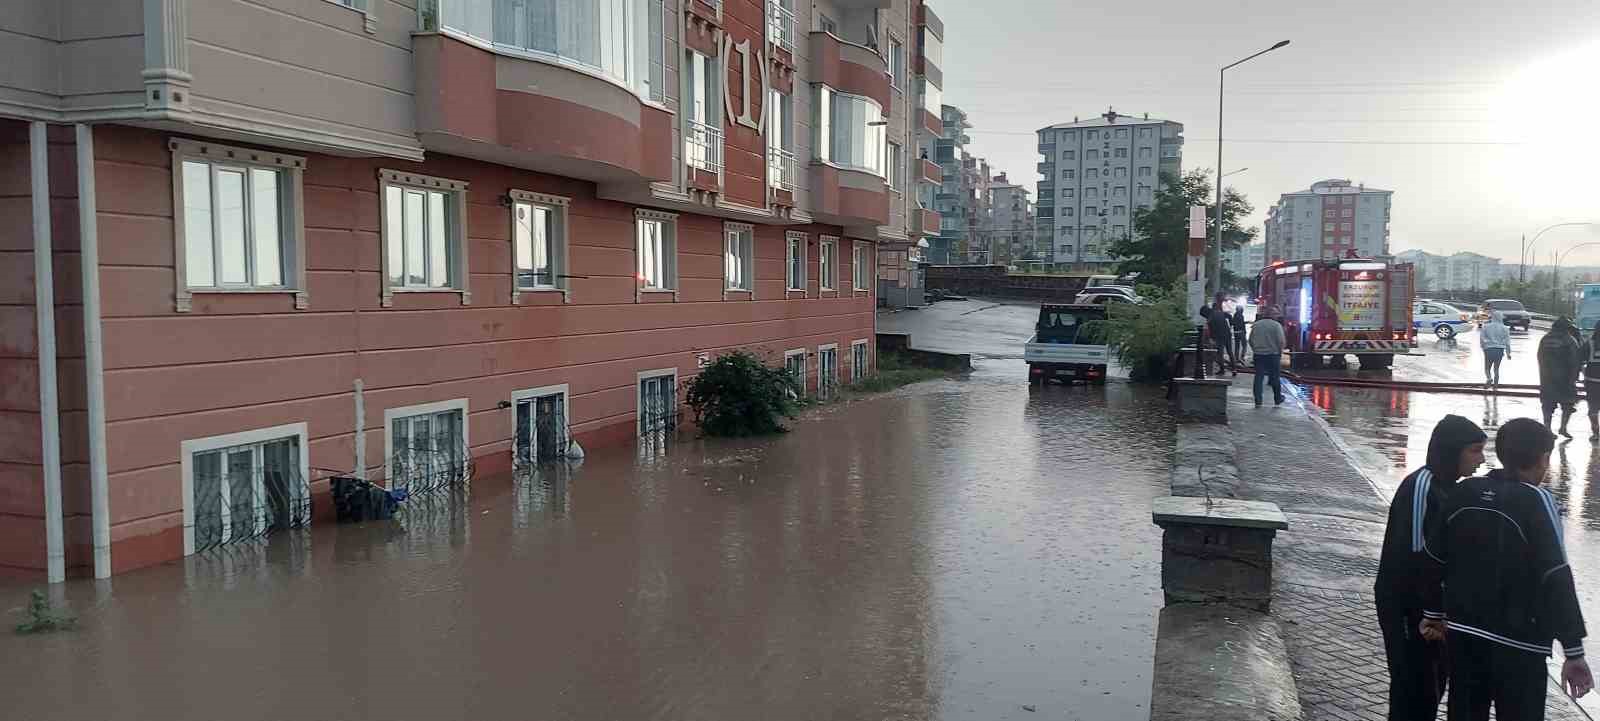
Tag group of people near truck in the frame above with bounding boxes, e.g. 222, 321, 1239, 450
1198, 293, 1288, 406
1532, 316, 1600, 442
1378, 414, 1592, 720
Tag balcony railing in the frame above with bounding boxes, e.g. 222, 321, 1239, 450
686, 119, 724, 174
768, 147, 797, 191
767, 0, 796, 53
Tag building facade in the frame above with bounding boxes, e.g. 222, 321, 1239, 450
984, 176, 1035, 265
927, 104, 971, 264
0, 0, 937, 579
1035, 110, 1183, 271
1222, 242, 1267, 280
1262, 179, 1393, 263
1395, 249, 1503, 292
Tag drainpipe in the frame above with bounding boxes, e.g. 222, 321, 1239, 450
76, 123, 111, 579
30, 122, 65, 584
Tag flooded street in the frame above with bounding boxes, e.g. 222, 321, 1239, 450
1295, 324, 1600, 715
3, 300, 1170, 721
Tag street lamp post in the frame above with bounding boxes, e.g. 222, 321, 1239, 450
1555, 241, 1600, 316
1211, 41, 1290, 298
1524, 222, 1598, 283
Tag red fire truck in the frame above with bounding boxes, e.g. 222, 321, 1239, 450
1255, 256, 1417, 370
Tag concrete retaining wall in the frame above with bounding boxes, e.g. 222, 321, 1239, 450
922, 265, 1090, 302
876, 333, 973, 371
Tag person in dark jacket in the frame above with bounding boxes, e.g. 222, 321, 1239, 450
1586, 324, 1600, 441
1420, 418, 1593, 719
1540, 317, 1584, 438
1231, 305, 1248, 363
1209, 293, 1238, 375
1375, 414, 1487, 720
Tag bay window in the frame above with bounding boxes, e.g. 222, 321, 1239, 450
814, 86, 887, 178
442, 0, 659, 100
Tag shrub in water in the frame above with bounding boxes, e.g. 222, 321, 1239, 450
14, 590, 75, 634
1102, 280, 1191, 382
684, 351, 802, 437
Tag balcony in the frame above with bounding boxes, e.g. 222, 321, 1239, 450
810, 32, 891, 110
686, 119, 725, 175
768, 147, 797, 193
1038, 143, 1055, 155
766, 0, 796, 62
413, 9, 673, 185
919, 158, 941, 184
911, 206, 940, 236
811, 162, 890, 232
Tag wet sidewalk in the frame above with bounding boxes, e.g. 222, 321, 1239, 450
1226, 378, 1588, 720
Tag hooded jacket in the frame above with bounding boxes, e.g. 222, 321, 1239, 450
1421, 468, 1587, 659
1540, 319, 1582, 402
1480, 312, 1510, 352
1374, 414, 1486, 609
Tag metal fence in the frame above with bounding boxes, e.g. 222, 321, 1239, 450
192, 439, 312, 553
390, 443, 472, 497
686, 119, 724, 175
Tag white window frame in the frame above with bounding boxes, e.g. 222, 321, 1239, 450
850, 339, 869, 382
383, 398, 470, 488
636, 209, 678, 297
888, 141, 904, 191
817, 343, 839, 400
724, 222, 755, 294
170, 139, 308, 312
379, 169, 470, 307
889, 36, 905, 89
819, 236, 839, 291
786, 231, 807, 292
180, 422, 309, 556
637, 368, 680, 433
784, 348, 807, 397
511, 384, 571, 469
852, 242, 871, 291
509, 189, 571, 303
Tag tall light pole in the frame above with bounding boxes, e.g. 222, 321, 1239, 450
1524, 222, 1597, 283
1556, 241, 1600, 315
1211, 40, 1290, 298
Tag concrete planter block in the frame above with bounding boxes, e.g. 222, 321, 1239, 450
1148, 604, 1302, 721
1152, 496, 1289, 612
1170, 378, 1231, 422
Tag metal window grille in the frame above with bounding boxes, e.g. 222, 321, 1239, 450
639, 375, 677, 433
768, 148, 797, 191
192, 436, 310, 553
686, 119, 724, 174
818, 348, 838, 400
852, 343, 868, 381
514, 393, 570, 471
785, 353, 806, 398
390, 410, 470, 496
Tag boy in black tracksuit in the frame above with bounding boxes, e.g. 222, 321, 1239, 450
1421, 418, 1594, 720
1375, 414, 1487, 720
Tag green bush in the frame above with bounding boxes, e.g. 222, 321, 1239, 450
684, 351, 802, 437
1102, 280, 1191, 382
14, 590, 75, 635
846, 352, 952, 393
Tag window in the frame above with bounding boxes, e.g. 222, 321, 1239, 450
1064, 169, 1075, 179
725, 223, 754, 291
1087, 149, 1099, 160
182, 423, 309, 555
1160, 146, 1179, 158
438, 0, 658, 98
1341, 208, 1352, 217
510, 190, 569, 297
1138, 147, 1152, 159
385, 399, 468, 495
638, 369, 678, 433
381, 170, 468, 305
1087, 131, 1098, 140
889, 37, 905, 89
512, 385, 570, 468
1113, 205, 1126, 216
685, 51, 721, 172
1114, 167, 1127, 178
1138, 166, 1151, 177
636, 209, 677, 291
1343, 196, 1354, 205
768, 89, 794, 190
1341, 222, 1352, 231
820, 236, 838, 291
1113, 186, 1126, 197
1324, 222, 1335, 231
1139, 127, 1152, 139
1062, 227, 1074, 236
786, 231, 807, 291
817, 344, 839, 400
853, 242, 870, 290
1064, 207, 1074, 216
171, 140, 307, 311
815, 87, 887, 176
1064, 150, 1075, 160
851, 340, 869, 382
1087, 168, 1098, 180
1060, 244, 1073, 253
1325, 209, 1336, 218
1115, 128, 1128, 139
1114, 147, 1127, 158
1113, 224, 1126, 236
784, 349, 807, 397
888, 141, 904, 191
1085, 187, 1098, 199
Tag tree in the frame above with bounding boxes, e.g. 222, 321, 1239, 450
1109, 169, 1257, 288
683, 351, 801, 437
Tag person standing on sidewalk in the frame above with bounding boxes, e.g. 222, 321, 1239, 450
1375, 415, 1487, 721
1209, 294, 1239, 376
1249, 305, 1286, 406
1481, 311, 1511, 388
1586, 324, 1600, 442
1539, 317, 1583, 438
1420, 418, 1593, 719
1231, 305, 1249, 365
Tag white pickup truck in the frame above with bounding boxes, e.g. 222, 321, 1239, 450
1026, 304, 1112, 384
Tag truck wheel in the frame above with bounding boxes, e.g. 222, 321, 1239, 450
1360, 354, 1394, 371
1435, 324, 1456, 340
1328, 355, 1348, 370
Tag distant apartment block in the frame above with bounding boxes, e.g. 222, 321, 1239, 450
1395, 249, 1504, 292
984, 175, 1035, 264
1263, 179, 1393, 262
1035, 110, 1184, 271
1223, 243, 1268, 279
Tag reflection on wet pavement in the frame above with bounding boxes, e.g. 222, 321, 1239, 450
3, 302, 1171, 721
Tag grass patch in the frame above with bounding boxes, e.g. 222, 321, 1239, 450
845, 352, 955, 394
14, 590, 75, 635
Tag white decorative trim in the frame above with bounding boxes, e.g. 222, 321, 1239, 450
510, 189, 570, 206
381, 168, 469, 192
636, 367, 681, 431
169, 139, 307, 169
510, 384, 570, 470
724, 221, 755, 232
382, 398, 470, 486
143, 0, 193, 113
180, 421, 309, 556
636, 208, 679, 222
379, 170, 471, 307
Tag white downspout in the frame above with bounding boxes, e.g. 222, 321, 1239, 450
76, 123, 111, 579
30, 122, 65, 584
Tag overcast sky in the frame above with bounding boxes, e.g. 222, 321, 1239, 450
936, 0, 1600, 265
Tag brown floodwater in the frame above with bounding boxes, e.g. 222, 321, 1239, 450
2, 346, 1173, 720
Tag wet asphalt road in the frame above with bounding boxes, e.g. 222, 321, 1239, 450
2, 300, 1170, 721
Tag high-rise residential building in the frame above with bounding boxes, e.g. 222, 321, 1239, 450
984, 175, 1035, 265
1222, 243, 1268, 279
961, 154, 994, 263
1263, 179, 1393, 263
1395, 249, 1503, 292
0, 0, 934, 578
1035, 110, 1184, 271
929, 104, 971, 264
